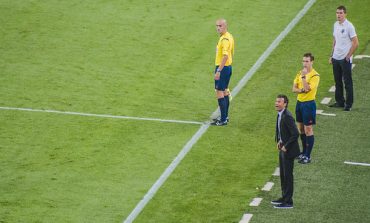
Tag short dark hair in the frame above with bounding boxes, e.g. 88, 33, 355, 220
303, 52, 314, 61
277, 94, 289, 108
337, 5, 347, 13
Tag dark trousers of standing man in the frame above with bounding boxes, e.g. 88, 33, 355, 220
332, 58, 353, 108
279, 150, 294, 204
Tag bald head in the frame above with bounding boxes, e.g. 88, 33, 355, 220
216, 19, 228, 35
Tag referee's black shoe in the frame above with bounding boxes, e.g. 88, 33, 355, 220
212, 117, 229, 122
211, 120, 228, 126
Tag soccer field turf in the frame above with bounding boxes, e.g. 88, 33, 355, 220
1, 0, 370, 222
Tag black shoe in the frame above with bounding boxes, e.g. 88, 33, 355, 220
212, 117, 229, 122
274, 203, 293, 209
329, 102, 344, 108
296, 154, 304, 160
298, 156, 311, 164
344, 106, 351, 111
211, 120, 227, 126
271, 198, 284, 205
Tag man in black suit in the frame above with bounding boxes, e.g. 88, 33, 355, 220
272, 94, 300, 209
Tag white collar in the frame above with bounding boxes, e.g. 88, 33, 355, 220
278, 109, 285, 117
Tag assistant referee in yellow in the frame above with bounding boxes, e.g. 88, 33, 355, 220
212, 19, 235, 126
292, 53, 320, 164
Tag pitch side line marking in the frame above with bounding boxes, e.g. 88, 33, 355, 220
329, 86, 335, 92
0, 106, 203, 125
261, 182, 274, 191
344, 161, 370, 167
354, 55, 370, 59
249, 198, 263, 206
321, 97, 331, 105
211, 0, 316, 119
124, 1, 316, 222
123, 124, 209, 223
239, 214, 253, 223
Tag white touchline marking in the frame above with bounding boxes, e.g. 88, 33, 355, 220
329, 86, 335, 92
272, 167, 280, 176
354, 55, 370, 59
123, 124, 209, 223
0, 106, 203, 125
317, 109, 336, 116
320, 97, 331, 105
239, 214, 253, 223
249, 198, 263, 206
261, 182, 274, 191
318, 112, 336, 116
344, 161, 370, 167
124, 1, 317, 222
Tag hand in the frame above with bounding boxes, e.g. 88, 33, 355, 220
345, 56, 350, 62
329, 57, 332, 64
277, 142, 282, 150
281, 146, 287, 152
301, 67, 308, 76
214, 72, 220, 80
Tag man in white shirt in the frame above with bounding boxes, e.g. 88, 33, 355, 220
329, 5, 359, 111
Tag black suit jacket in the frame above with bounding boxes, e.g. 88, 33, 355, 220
276, 109, 300, 159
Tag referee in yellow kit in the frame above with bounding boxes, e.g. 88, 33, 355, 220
292, 53, 320, 164
212, 19, 234, 126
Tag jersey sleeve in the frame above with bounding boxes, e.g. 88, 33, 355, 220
221, 38, 230, 55
309, 74, 320, 90
348, 23, 357, 39
293, 72, 300, 85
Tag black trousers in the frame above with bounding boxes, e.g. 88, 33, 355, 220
279, 150, 294, 204
332, 58, 354, 107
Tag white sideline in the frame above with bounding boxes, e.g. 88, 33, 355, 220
354, 55, 370, 59
344, 161, 370, 167
316, 109, 336, 117
320, 97, 331, 105
239, 214, 253, 223
0, 106, 203, 125
261, 182, 274, 191
329, 86, 335, 92
124, 1, 316, 222
272, 167, 280, 176
249, 198, 263, 206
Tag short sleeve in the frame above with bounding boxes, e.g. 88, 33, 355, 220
348, 23, 357, 39
221, 38, 230, 55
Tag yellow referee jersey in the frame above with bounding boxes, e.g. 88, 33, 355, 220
215, 32, 234, 66
294, 69, 320, 102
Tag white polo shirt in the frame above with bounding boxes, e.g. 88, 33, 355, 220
332, 19, 357, 61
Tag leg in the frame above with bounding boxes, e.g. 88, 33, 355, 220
332, 60, 345, 106
216, 90, 227, 122
224, 89, 230, 120
297, 122, 306, 155
282, 154, 295, 204
304, 125, 314, 159
279, 151, 286, 198
342, 60, 354, 108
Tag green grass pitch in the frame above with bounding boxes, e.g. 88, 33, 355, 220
1, 0, 369, 222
